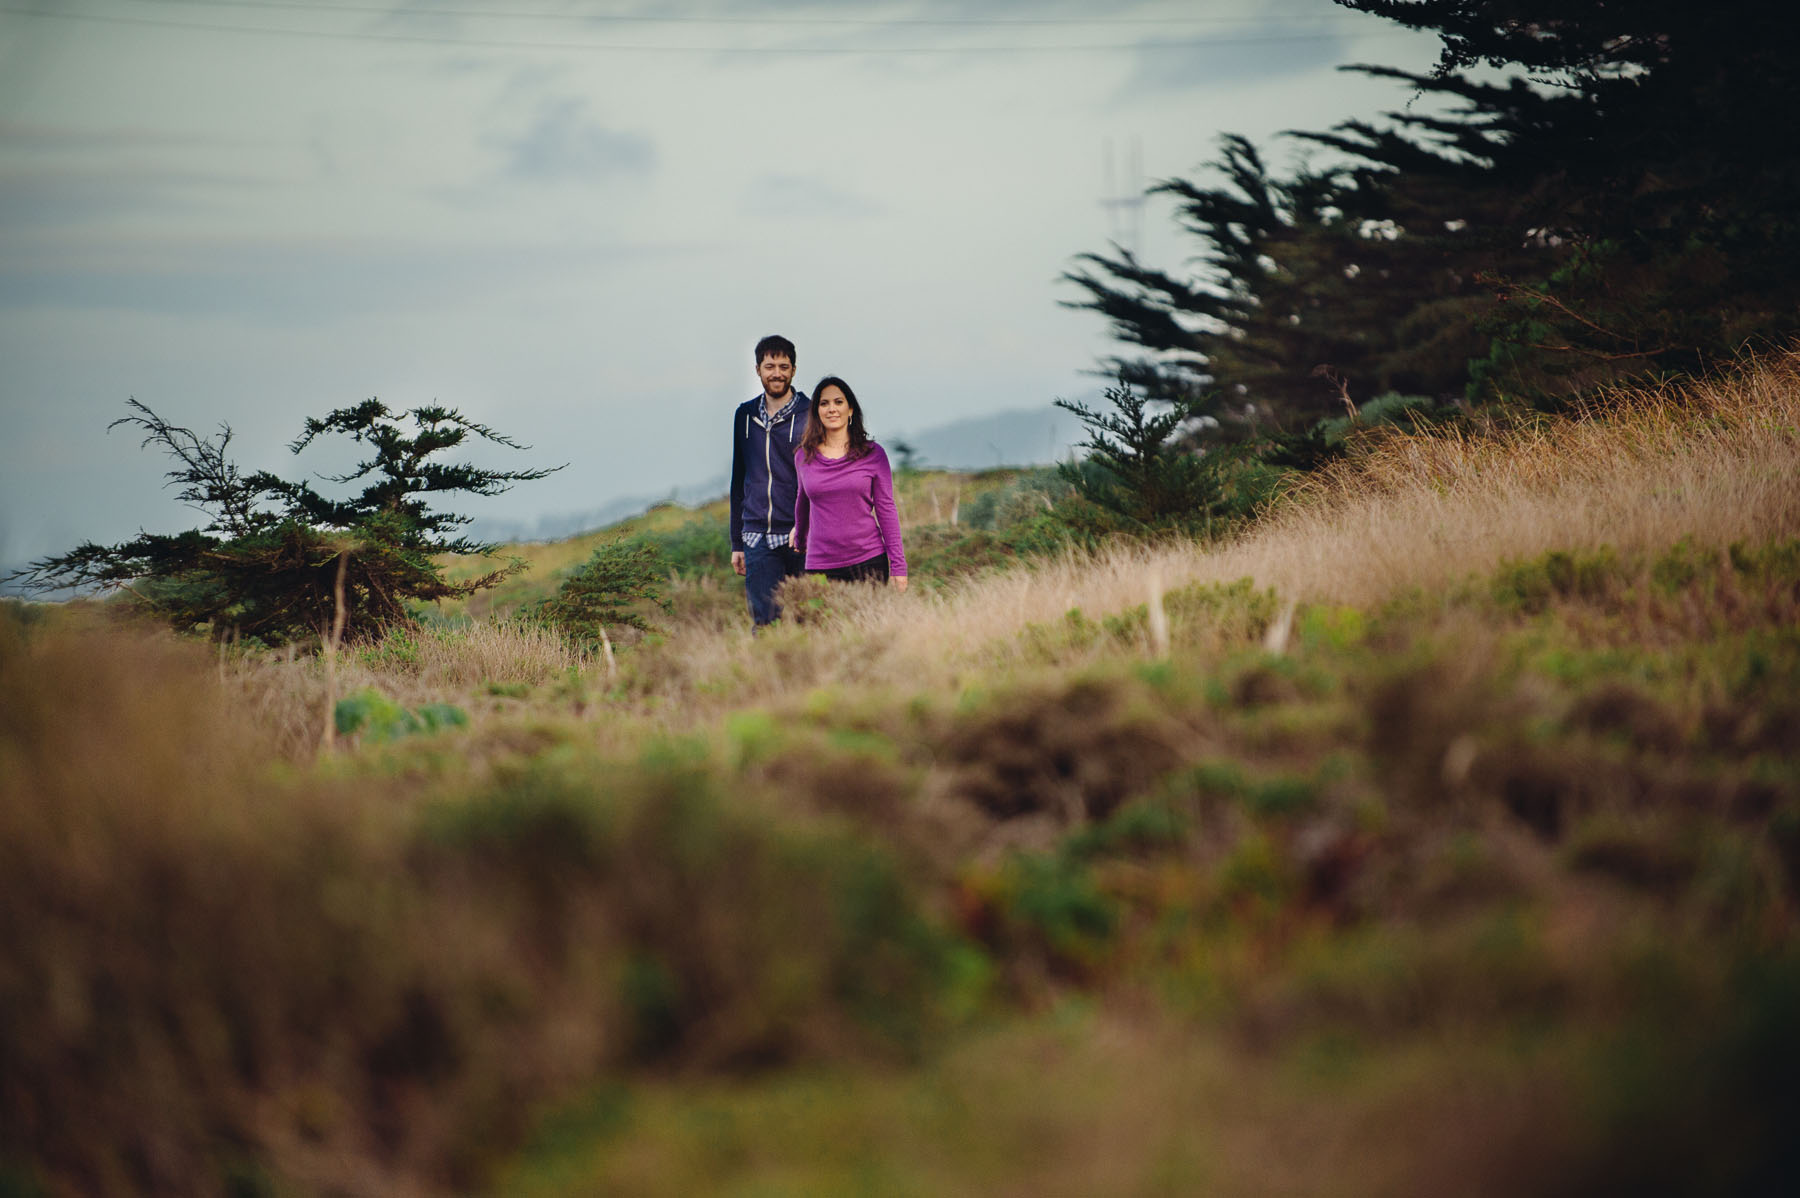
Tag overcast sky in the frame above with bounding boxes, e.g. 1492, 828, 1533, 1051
0, 0, 1438, 564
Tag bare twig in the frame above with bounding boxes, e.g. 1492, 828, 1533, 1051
1263, 598, 1298, 656
598, 622, 618, 686
320, 548, 350, 754
1146, 564, 1170, 657
1311, 365, 1359, 420
1480, 272, 1669, 362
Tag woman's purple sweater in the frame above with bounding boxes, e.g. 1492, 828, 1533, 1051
792, 443, 908, 576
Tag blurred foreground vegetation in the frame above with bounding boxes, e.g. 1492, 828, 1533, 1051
3, 361, 1798, 1196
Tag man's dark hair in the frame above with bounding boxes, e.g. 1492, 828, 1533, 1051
754, 334, 796, 365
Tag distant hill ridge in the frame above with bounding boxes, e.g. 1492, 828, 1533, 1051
467, 403, 1087, 544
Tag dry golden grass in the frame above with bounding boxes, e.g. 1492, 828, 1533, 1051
399, 618, 590, 687
607, 351, 1800, 721
2, 609, 958, 1196
222, 618, 592, 759
1262, 358, 1800, 607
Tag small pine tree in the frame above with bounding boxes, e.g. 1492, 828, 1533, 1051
1054, 378, 1232, 533
11, 398, 560, 645
535, 538, 671, 645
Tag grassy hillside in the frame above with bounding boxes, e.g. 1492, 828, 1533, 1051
438, 467, 1033, 619
3, 355, 1798, 1196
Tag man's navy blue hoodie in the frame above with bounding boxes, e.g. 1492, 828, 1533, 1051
729, 391, 809, 551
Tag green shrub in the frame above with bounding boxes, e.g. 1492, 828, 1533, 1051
990, 853, 1119, 978
536, 538, 671, 642
1160, 759, 1319, 818
1164, 577, 1280, 646
1064, 798, 1191, 862
1056, 377, 1239, 534
1493, 546, 1623, 612
333, 687, 469, 741
355, 624, 423, 673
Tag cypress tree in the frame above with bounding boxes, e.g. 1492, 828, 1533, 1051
1065, 0, 1800, 433
12, 399, 561, 645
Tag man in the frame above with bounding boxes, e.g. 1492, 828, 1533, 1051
729, 334, 809, 626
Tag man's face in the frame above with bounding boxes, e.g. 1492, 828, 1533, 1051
758, 353, 795, 403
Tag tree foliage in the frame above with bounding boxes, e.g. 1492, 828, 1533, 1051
12, 399, 560, 644
1064, 0, 1800, 432
1055, 379, 1235, 533
535, 538, 671, 643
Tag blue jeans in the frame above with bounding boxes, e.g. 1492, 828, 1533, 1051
743, 542, 806, 626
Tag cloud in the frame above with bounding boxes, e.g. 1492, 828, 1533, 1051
740, 173, 881, 220
0, 169, 257, 230
0, 238, 691, 324
499, 99, 655, 182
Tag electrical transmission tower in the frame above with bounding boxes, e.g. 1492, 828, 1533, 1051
1100, 135, 1146, 257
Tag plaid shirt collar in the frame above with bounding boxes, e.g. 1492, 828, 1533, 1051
761, 391, 799, 425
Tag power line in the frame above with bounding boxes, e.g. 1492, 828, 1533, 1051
0, 3, 1407, 55
140, 0, 1371, 30
1101, 136, 1147, 256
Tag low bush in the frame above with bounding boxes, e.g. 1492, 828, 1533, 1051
535, 538, 671, 644
0, 613, 965, 1196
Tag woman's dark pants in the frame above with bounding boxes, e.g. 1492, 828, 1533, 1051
816, 554, 890, 585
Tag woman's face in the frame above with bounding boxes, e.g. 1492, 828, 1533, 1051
816, 384, 852, 433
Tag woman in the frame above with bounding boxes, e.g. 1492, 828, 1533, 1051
791, 376, 908, 591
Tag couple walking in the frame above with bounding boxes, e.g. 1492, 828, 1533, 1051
728, 334, 909, 626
